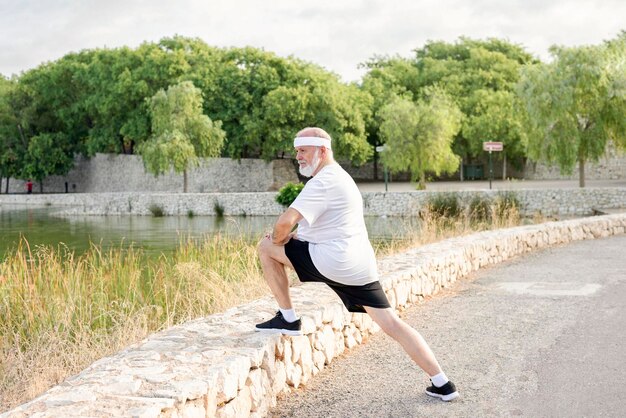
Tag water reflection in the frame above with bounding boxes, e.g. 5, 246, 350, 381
0, 208, 419, 258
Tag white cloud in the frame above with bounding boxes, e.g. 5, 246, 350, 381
0, 0, 624, 81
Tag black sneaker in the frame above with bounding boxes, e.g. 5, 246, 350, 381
255, 311, 302, 336
425, 380, 459, 401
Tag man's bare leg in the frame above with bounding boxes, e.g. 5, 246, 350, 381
257, 235, 295, 309
364, 306, 442, 376
255, 236, 302, 335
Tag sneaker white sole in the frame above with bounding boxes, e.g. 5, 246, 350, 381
254, 327, 302, 336
425, 390, 459, 402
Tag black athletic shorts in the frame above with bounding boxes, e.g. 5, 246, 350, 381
284, 238, 391, 313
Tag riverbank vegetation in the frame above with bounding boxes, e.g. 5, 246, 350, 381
0, 201, 530, 411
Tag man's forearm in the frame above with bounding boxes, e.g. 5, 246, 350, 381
271, 208, 302, 245
272, 221, 292, 245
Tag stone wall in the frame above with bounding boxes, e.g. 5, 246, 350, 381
2, 188, 625, 217
5, 213, 626, 417
340, 158, 526, 181
0, 154, 298, 194
2, 146, 624, 195
525, 144, 626, 181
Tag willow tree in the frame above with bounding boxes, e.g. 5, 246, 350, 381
378, 92, 462, 189
517, 33, 626, 187
138, 81, 225, 192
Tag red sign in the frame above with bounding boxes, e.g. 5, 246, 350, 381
483, 141, 503, 152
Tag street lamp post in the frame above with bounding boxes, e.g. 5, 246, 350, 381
375, 145, 388, 192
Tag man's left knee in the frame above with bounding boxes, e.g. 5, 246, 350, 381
257, 237, 271, 257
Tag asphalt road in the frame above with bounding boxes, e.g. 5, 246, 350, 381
270, 234, 626, 418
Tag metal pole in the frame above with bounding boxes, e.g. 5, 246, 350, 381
384, 166, 388, 192
489, 150, 493, 190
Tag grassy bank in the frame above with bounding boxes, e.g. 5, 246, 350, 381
1, 198, 526, 411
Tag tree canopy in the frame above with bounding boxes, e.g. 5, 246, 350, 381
378, 91, 462, 189
138, 81, 225, 192
412, 38, 536, 170
363, 38, 536, 179
517, 32, 626, 187
2, 34, 624, 190
0, 36, 374, 187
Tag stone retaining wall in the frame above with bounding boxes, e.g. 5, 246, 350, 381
2, 188, 625, 217
525, 144, 626, 181
1, 154, 298, 194
4, 213, 626, 418
2, 146, 624, 195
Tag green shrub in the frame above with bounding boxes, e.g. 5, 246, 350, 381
276, 182, 305, 207
468, 195, 492, 222
493, 191, 520, 220
213, 201, 224, 218
427, 193, 461, 218
149, 204, 164, 217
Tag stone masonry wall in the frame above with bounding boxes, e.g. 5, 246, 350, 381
1, 154, 298, 194
2, 188, 625, 217
525, 144, 626, 181
1, 147, 624, 194
4, 214, 626, 417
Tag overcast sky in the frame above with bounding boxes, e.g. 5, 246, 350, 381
1, 0, 624, 82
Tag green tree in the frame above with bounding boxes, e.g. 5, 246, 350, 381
1, 74, 79, 192
256, 67, 373, 165
364, 38, 535, 179
360, 56, 417, 178
197, 47, 372, 165
22, 133, 75, 192
1, 56, 90, 189
517, 33, 626, 187
0, 77, 20, 192
378, 92, 462, 189
414, 39, 535, 177
138, 81, 225, 192
80, 42, 191, 155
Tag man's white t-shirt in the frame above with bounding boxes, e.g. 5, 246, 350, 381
289, 163, 378, 286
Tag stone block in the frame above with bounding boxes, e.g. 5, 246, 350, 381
394, 281, 409, 307
272, 360, 286, 394
343, 325, 358, 349
216, 386, 251, 418
246, 368, 270, 413
312, 350, 326, 373
300, 315, 317, 334
214, 356, 250, 404
285, 363, 302, 388
299, 341, 314, 385
334, 332, 345, 357
312, 331, 324, 351
290, 336, 308, 364
282, 340, 293, 368
321, 325, 336, 364
182, 400, 206, 418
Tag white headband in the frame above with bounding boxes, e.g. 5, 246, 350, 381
294, 136, 332, 149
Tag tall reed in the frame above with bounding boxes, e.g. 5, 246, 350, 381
0, 233, 265, 411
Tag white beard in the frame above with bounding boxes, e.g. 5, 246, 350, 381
298, 149, 321, 177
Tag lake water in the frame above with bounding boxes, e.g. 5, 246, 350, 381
0, 207, 418, 258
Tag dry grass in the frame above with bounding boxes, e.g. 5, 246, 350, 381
372, 199, 523, 256
0, 233, 266, 412
1, 204, 525, 412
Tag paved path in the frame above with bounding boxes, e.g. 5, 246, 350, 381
356, 178, 626, 192
270, 234, 626, 417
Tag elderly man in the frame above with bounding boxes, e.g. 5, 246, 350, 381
255, 127, 458, 401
